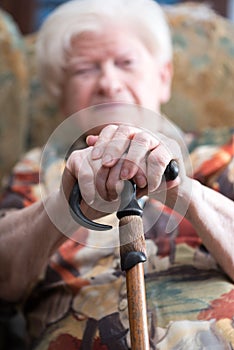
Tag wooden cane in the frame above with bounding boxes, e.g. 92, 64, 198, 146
70, 178, 150, 348
69, 160, 179, 350
118, 214, 150, 350
116, 160, 179, 349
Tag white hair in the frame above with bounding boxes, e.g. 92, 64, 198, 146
36, 0, 172, 101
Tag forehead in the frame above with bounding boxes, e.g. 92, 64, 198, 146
69, 24, 152, 59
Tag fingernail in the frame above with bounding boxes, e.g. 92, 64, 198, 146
136, 175, 147, 188
116, 180, 124, 194
121, 168, 129, 179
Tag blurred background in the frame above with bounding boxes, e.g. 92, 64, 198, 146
0, 0, 234, 35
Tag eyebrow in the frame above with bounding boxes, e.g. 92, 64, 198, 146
66, 45, 143, 72
68, 57, 94, 65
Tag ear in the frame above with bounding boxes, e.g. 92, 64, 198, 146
159, 61, 173, 104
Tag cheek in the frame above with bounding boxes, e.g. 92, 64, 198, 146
143, 72, 163, 105
132, 75, 159, 106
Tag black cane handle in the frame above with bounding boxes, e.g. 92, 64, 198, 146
69, 159, 179, 230
164, 159, 179, 181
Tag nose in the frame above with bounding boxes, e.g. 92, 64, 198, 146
97, 63, 123, 97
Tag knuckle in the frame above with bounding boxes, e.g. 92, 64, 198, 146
133, 132, 150, 147
66, 150, 81, 172
147, 151, 171, 175
117, 125, 135, 138
109, 141, 126, 157
104, 124, 118, 134
98, 125, 118, 142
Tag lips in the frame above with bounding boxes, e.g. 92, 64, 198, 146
93, 101, 134, 109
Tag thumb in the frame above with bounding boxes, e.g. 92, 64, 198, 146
86, 135, 99, 146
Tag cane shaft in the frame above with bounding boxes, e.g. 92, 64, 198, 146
119, 216, 150, 350
126, 263, 149, 350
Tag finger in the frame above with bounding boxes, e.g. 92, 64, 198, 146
95, 166, 110, 201
91, 125, 118, 159
120, 132, 159, 180
77, 155, 97, 205
91, 159, 125, 214
66, 148, 90, 179
86, 135, 99, 146
66, 149, 97, 205
101, 125, 137, 167
147, 143, 173, 192
105, 158, 125, 200
96, 158, 125, 201
132, 167, 147, 189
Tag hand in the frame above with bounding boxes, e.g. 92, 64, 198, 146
64, 145, 125, 216
86, 124, 184, 200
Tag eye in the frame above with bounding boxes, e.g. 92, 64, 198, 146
122, 59, 133, 65
74, 67, 94, 75
71, 64, 98, 76
117, 58, 135, 69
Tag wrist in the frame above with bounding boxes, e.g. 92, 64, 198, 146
43, 188, 81, 239
150, 176, 193, 218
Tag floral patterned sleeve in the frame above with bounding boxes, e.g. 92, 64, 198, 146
0, 148, 43, 211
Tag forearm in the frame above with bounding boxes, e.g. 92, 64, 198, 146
186, 179, 234, 281
152, 176, 234, 280
0, 191, 77, 302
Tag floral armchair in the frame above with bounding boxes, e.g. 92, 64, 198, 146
0, 3, 234, 348
0, 2, 233, 184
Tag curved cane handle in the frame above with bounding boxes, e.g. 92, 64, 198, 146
69, 180, 113, 231
69, 159, 179, 230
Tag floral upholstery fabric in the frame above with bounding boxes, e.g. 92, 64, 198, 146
0, 9, 28, 183
164, 3, 234, 132
0, 129, 233, 349
0, 3, 234, 348
0, 3, 234, 184
23, 34, 63, 150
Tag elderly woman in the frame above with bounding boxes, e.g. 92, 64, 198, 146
0, 0, 233, 349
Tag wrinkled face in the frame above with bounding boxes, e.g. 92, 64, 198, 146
61, 24, 172, 118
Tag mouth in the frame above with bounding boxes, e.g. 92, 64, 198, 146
93, 101, 133, 110
78, 102, 141, 137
